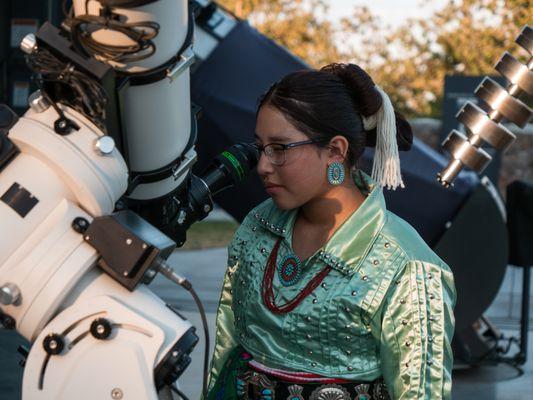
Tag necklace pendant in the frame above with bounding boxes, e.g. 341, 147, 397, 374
277, 253, 302, 286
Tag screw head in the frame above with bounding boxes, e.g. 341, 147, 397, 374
71, 217, 90, 234
95, 136, 115, 155
111, 388, 123, 399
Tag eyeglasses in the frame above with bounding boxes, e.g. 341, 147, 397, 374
254, 139, 322, 166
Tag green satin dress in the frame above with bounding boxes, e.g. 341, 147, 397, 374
207, 172, 456, 399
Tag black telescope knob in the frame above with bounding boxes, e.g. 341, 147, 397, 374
43, 333, 65, 355
90, 318, 113, 340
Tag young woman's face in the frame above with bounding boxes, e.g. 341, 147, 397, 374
255, 105, 331, 210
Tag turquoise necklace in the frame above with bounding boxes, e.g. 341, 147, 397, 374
277, 253, 303, 286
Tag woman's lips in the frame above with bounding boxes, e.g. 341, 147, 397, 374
265, 184, 283, 194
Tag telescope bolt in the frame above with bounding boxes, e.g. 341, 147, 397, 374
28, 90, 50, 113
95, 136, 116, 155
0, 283, 21, 306
71, 217, 90, 234
111, 388, 124, 399
141, 268, 158, 285
20, 33, 37, 55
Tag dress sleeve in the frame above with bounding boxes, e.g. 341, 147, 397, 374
379, 260, 456, 400
206, 232, 243, 395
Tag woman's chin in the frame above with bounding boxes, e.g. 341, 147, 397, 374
270, 195, 298, 211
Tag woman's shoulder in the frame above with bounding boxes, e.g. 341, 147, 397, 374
238, 198, 293, 234
380, 210, 448, 270
244, 197, 276, 219
343, 210, 454, 319
228, 198, 282, 251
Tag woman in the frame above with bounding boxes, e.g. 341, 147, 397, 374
207, 63, 456, 400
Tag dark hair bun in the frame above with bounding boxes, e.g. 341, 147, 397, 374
321, 63, 382, 117
321, 63, 413, 151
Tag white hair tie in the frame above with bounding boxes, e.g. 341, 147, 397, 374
361, 85, 405, 190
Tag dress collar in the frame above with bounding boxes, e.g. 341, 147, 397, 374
252, 171, 387, 275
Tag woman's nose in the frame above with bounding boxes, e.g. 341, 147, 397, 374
257, 150, 274, 177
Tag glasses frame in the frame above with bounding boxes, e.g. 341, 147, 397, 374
254, 139, 324, 166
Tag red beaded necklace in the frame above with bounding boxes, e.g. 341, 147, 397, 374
261, 238, 332, 314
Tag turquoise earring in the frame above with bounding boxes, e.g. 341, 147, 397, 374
327, 161, 345, 185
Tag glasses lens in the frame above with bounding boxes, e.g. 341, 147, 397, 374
265, 144, 285, 165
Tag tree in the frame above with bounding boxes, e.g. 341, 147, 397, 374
339, 0, 532, 117
216, 0, 530, 117
217, 0, 340, 67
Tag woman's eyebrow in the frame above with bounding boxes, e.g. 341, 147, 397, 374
254, 133, 290, 142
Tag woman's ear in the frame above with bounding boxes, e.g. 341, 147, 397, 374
327, 135, 349, 162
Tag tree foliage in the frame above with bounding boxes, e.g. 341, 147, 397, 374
217, 0, 340, 66
340, 0, 532, 116
217, 0, 531, 117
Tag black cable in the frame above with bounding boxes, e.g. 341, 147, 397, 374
188, 285, 210, 399
67, 4, 160, 63
468, 330, 526, 377
156, 261, 210, 400
25, 46, 108, 132
498, 335, 521, 355
170, 385, 191, 400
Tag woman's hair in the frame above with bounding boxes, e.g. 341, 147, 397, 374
258, 63, 413, 168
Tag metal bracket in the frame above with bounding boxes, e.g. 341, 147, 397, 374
171, 147, 197, 182
167, 46, 195, 82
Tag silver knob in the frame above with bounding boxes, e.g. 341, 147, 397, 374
0, 283, 21, 306
20, 33, 37, 55
95, 136, 115, 155
28, 90, 50, 113
111, 388, 123, 399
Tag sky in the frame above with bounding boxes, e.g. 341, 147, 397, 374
326, 0, 449, 27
